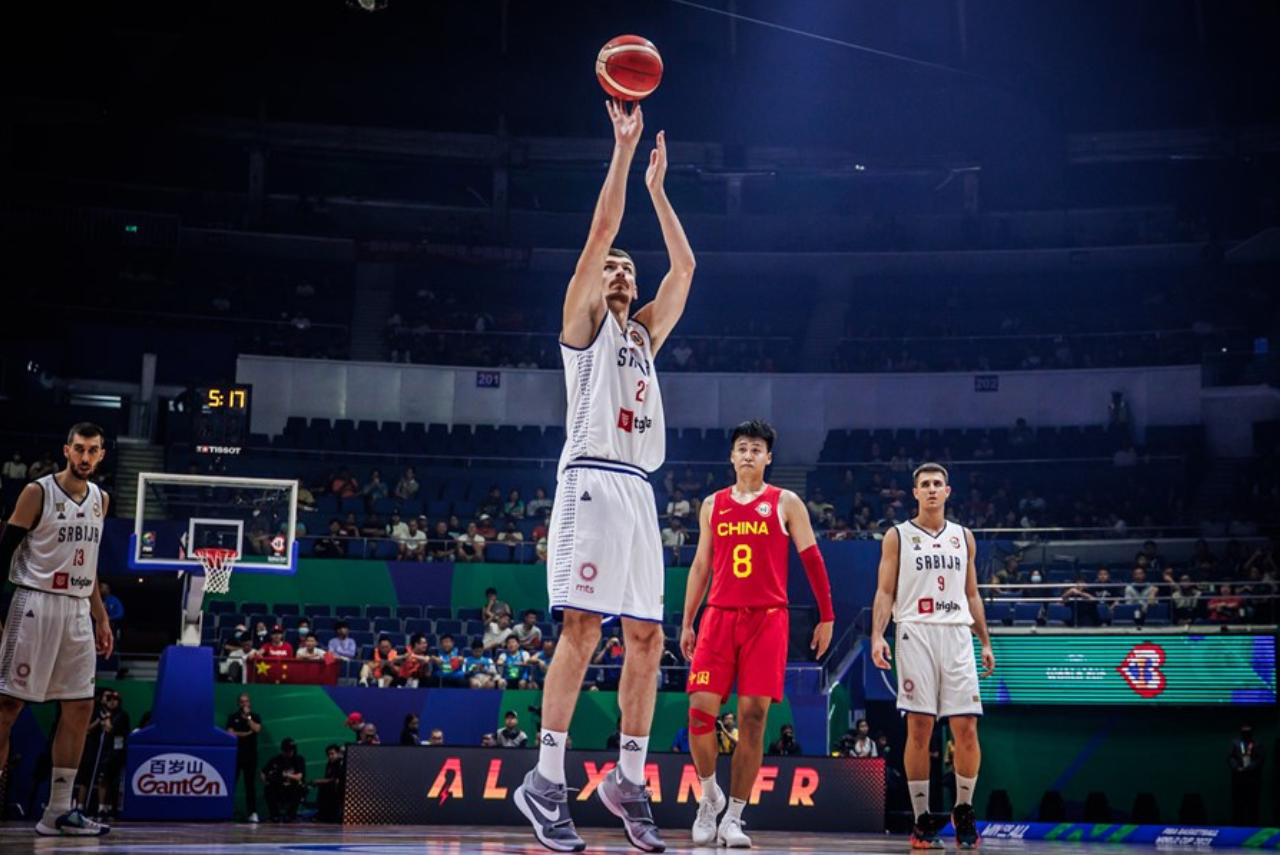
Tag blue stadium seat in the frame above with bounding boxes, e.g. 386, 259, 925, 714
1110, 604, 1141, 624
312, 615, 337, 633
373, 617, 403, 635
303, 604, 332, 617
241, 602, 268, 616
405, 618, 435, 636
273, 603, 301, 617
1012, 603, 1044, 626
457, 608, 483, 622
334, 604, 364, 619
209, 601, 237, 616
397, 605, 423, 620
435, 619, 463, 637
1046, 604, 1074, 626
366, 605, 392, 619
425, 606, 453, 620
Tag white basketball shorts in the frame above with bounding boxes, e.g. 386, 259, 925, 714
894, 622, 983, 718
0, 587, 97, 703
548, 460, 664, 623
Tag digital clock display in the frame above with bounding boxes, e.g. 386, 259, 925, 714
190, 384, 252, 453
199, 385, 250, 411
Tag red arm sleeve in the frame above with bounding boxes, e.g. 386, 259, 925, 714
800, 544, 835, 622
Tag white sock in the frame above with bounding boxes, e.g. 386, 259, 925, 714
617, 733, 649, 784
49, 767, 77, 814
909, 779, 930, 820
537, 729, 569, 785
726, 796, 746, 821
699, 773, 720, 802
955, 773, 977, 807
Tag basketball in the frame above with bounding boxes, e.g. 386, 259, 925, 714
596, 35, 663, 101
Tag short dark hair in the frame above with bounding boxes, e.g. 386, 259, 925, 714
67, 422, 106, 445
485, 587, 498, 597
411, 633, 427, 645
505, 710, 518, 718
335, 620, 349, 630
440, 633, 454, 643
607, 247, 633, 263
912, 462, 949, 486
730, 419, 777, 452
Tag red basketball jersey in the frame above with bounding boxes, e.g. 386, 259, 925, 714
707, 484, 791, 608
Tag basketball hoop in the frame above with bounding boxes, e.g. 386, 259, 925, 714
194, 547, 239, 595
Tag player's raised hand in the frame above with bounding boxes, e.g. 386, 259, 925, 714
810, 620, 833, 659
645, 130, 667, 195
870, 636, 892, 670
680, 625, 697, 661
607, 98, 644, 150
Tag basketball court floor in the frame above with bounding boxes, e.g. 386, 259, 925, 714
0, 823, 1249, 855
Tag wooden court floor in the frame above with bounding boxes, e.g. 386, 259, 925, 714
0, 822, 1244, 855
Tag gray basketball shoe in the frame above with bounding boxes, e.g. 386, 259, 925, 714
514, 769, 586, 852
597, 766, 667, 852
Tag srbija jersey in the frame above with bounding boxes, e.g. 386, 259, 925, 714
10, 474, 107, 598
558, 314, 665, 475
708, 485, 791, 609
893, 519, 973, 626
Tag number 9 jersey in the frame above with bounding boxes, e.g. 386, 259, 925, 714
707, 485, 791, 609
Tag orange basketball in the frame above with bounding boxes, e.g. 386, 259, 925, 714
596, 35, 663, 101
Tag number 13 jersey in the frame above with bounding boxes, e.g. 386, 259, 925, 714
892, 520, 973, 626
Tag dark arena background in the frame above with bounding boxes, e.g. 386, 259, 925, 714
2, 1, 1279, 853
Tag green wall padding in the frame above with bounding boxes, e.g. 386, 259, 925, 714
451, 563, 549, 615
205, 559, 398, 609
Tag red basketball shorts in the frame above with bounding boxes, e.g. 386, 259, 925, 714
686, 605, 789, 703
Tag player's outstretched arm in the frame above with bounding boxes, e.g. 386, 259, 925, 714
680, 496, 716, 661
563, 100, 644, 348
632, 129, 695, 355
870, 527, 900, 670
963, 528, 995, 677
780, 491, 834, 658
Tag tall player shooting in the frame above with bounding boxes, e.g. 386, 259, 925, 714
871, 462, 994, 849
515, 99, 695, 854
0, 423, 114, 837
681, 420, 834, 848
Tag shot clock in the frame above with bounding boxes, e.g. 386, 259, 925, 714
189, 384, 252, 454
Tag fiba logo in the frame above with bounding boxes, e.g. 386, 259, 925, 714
755, 502, 772, 517
576, 562, 598, 594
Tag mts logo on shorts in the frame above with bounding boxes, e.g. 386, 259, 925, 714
616, 408, 653, 434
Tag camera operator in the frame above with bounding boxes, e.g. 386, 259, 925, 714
837, 719, 878, 758
716, 712, 739, 755
766, 723, 802, 757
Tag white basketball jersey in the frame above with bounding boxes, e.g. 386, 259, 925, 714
9, 474, 106, 598
558, 314, 665, 475
893, 520, 973, 626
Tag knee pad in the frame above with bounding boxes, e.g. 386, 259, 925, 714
690, 707, 717, 736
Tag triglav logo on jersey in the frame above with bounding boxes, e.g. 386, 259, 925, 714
616, 408, 653, 434
755, 502, 771, 517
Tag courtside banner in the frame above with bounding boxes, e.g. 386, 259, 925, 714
343, 747, 884, 830
951, 822, 1280, 848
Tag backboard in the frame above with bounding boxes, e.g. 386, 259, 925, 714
129, 472, 300, 575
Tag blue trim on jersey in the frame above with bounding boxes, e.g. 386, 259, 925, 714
563, 457, 651, 479
559, 313, 610, 353
907, 520, 948, 540
549, 603, 663, 624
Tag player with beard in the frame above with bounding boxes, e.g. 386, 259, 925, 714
0, 422, 114, 836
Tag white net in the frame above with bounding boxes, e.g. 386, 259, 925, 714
195, 548, 238, 595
